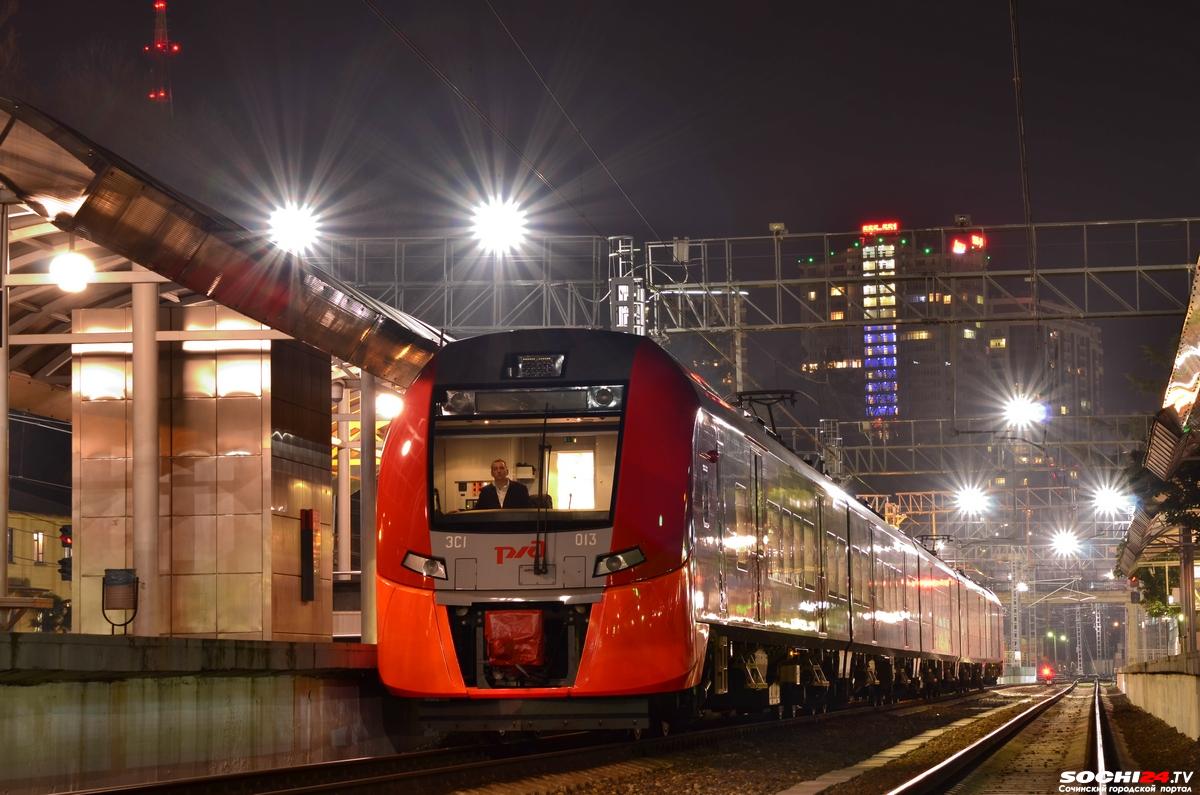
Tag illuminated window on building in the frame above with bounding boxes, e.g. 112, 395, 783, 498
989, 337, 1007, 349
942, 294, 952, 305
976, 295, 984, 305
32, 532, 44, 564
962, 329, 976, 339
994, 476, 1006, 486
879, 295, 896, 306
863, 297, 877, 308
831, 286, 845, 297
830, 311, 844, 321
863, 284, 877, 295
901, 330, 931, 341
1060, 405, 1069, 415
807, 290, 817, 300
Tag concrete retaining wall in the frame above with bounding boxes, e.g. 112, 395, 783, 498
0, 633, 415, 794
1117, 652, 1200, 740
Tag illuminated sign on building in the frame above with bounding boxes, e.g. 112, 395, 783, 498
861, 219, 900, 418
861, 220, 901, 236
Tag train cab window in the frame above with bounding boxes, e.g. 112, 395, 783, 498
430, 414, 620, 529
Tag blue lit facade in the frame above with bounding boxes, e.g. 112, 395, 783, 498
862, 241, 898, 417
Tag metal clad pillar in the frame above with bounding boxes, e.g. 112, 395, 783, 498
0, 202, 8, 599
132, 281, 159, 635
1182, 529, 1197, 653
336, 387, 351, 580
359, 372, 377, 643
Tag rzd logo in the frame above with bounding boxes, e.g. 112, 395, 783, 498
494, 540, 545, 565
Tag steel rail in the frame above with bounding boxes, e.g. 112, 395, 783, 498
884, 681, 1076, 794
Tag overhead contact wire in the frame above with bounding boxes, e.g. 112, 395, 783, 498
359, 0, 601, 236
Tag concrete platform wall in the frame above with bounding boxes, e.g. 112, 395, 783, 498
0, 633, 413, 794
1117, 652, 1200, 740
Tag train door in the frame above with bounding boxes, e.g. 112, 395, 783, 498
815, 494, 828, 634
693, 414, 724, 619
752, 452, 765, 623
720, 436, 756, 621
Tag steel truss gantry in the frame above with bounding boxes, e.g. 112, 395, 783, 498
644, 218, 1199, 333
779, 414, 1150, 479
856, 488, 1130, 573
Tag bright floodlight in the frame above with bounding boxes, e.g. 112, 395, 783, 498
955, 486, 989, 516
269, 203, 320, 254
1050, 529, 1081, 557
375, 392, 404, 421
1093, 486, 1134, 516
1016, 581, 1029, 592
471, 197, 527, 255
1003, 395, 1048, 427
49, 251, 95, 293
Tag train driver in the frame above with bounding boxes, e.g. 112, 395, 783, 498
474, 458, 531, 509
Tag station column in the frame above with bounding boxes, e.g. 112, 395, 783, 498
131, 279, 159, 635
359, 372, 377, 643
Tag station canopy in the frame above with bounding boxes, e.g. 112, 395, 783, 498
0, 96, 446, 393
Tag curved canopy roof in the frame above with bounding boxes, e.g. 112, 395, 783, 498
0, 97, 446, 388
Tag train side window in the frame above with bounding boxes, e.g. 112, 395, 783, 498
765, 500, 782, 582
733, 483, 750, 570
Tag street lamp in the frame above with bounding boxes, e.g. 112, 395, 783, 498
471, 197, 527, 255
954, 486, 989, 516
49, 250, 94, 293
268, 203, 320, 254
1003, 394, 1048, 429
1092, 485, 1134, 517
1047, 629, 1058, 662
1050, 529, 1081, 558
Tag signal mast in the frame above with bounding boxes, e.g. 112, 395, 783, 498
143, 0, 181, 107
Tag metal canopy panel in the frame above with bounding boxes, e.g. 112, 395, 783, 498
0, 97, 446, 388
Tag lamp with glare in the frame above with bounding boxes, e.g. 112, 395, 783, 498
268, 203, 320, 254
1003, 395, 1047, 427
954, 486, 989, 516
1050, 529, 1081, 557
1092, 485, 1134, 516
49, 251, 94, 293
1016, 581, 1029, 592
375, 392, 404, 421
471, 197, 527, 255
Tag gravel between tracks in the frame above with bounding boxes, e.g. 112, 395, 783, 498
456, 690, 1038, 795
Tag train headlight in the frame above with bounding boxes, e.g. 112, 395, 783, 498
441, 390, 476, 415
586, 385, 623, 410
593, 546, 645, 577
402, 551, 448, 580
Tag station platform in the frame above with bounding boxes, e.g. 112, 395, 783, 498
1118, 652, 1200, 740
0, 632, 414, 795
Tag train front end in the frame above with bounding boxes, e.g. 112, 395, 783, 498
376, 330, 706, 729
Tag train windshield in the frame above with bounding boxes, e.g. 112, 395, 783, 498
430, 406, 622, 530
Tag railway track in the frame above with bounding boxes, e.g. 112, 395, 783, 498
882, 679, 1113, 795
70, 686, 1016, 794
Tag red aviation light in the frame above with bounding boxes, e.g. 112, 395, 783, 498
861, 220, 901, 236
154, 0, 166, 9
951, 238, 968, 255
970, 233, 986, 249
170, 43, 181, 53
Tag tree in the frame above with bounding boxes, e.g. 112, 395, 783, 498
1124, 449, 1198, 618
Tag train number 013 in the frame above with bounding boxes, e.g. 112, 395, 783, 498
574, 532, 597, 546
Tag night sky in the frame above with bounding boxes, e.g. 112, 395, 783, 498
2, 1, 1197, 410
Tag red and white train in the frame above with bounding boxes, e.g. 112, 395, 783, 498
377, 329, 1003, 730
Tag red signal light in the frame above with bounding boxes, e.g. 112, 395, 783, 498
154, 1, 166, 9
951, 238, 968, 255
170, 43, 181, 53
970, 233, 986, 249
1042, 666, 1053, 676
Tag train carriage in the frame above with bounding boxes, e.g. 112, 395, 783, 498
376, 329, 1003, 730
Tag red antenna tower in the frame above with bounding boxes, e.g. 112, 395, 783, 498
143, 0, 181, 105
